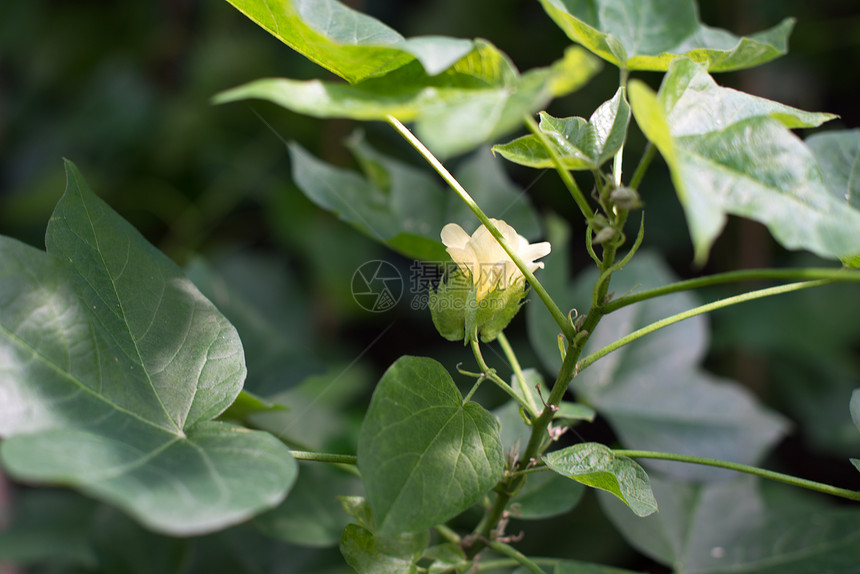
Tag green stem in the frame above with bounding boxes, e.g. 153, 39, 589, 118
289, 450, 357, 465
578, 279, 832, 373
523, 114, 595, 221
388, 115, 574, 341
497, 332, 538, 415
628, 142, 655, 190
603, 267, 860, 314
615, 450, 860, 502
434, 523, 462, 545
470, 337, 534, 414
485, 540, 548, 574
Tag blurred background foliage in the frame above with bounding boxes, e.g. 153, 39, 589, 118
1, 1, 860, 572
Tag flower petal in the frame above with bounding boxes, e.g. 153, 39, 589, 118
441, 223, 470, 249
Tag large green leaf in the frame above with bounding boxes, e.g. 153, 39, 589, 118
287, 135, 542, 261
224, 0, 474, 83
357, 356, 504, 535
493, 88, 630, 170
0, 161, 296, 535
529, 252, 788, 480
601, 475, 860, 573
553, 561, 645, 574
543, 442, 657, 517
806, 129, 860, 267
538, 0, 794, 72
629, 58, 852, 265
215, 43, 600, 157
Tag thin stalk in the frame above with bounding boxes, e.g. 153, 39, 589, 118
434, 524, 462, 545
289, 450, 357, 465
615, 450, 860, 502
388, 115, 574, 341
497, 332, 539, 415
523, 114, 595, 221
485, 540, 548, 574
578, 279, 832, 373
628, 142, 656, 190
603, 267, 859, 314
470, 338, 534, 413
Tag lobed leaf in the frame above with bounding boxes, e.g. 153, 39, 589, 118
215, 43, 600, 157
629, 58, 854, 265
538, 0, 794, 72
0, 161, 296, 535
493, 88, 630, 171
543, 442, 658, 517
357, 356, 504, 535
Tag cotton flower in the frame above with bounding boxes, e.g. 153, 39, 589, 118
441, 219, 551, 301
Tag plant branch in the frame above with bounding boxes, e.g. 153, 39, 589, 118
497, 332, 539, 415
523, 114, 595, 220
485, 540, 548, 574
289, 450, 357, 465
628, 142, 655, 190
615, 450, 860, 502
387, 115, 574, 340
578, 279, 832, 373
470, 337, 535, 414
603, 267, 860, 314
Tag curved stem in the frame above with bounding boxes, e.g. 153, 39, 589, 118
470, 338, 535, 414
485, 540, 548, 574
603, 267, 860, 314
289, 450, 357, 465
497, 332, 538, 415
388, 116, 574, 341
578, 279, 832, 373
523, 114, 594, 221
615, 450, 860, 502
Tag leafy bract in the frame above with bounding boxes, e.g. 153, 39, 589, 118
629, 58, 852, 265
493, 88, 630, 171
224, 0, 474, 83
287, 135, 542, 261
0, 161, 296, 535
806, 129, 860, 267
529, 251, 788, 480
543, 442, 657, 517
215, 43, 600, 157
357, 356, 504, 535
601, 476, 860, 573
538, 0, 794, 72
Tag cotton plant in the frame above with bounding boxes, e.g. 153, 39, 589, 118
2, 1, 860, 573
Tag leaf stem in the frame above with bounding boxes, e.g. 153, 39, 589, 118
470, 338, 535, 415
387, 115, 574, 341
603, 267, 859, 314
289, 450, 357, 465
614, 450, 860, 502
578, 279, 832, 373
497, 332, 539, 415
628, 142, 655, 190
523, 114, 595, 221
485, 540, 548, 574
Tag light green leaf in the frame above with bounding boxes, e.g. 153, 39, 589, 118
224, 0, 473, 83
287, 136, 542, 261
0, 161, 296, 535
341, 523, 429, 574
493, 88, 630, 170
601, 475, 860, 573
538, 0, 794, 72
806, 129, 860, 266
357, 356, 504, 534
629, 58, 852, 265
543, 442, 657, 517
215, 44, 600, 157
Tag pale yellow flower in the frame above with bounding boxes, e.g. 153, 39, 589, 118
440, 218, 551, 301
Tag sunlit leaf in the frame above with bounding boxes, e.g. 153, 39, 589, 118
538, 0, 793, 72
543, 442, 657, 517
215, 44, 600, 157
357, 356, 504, 534
629, 58, 851, 265
601, 475, 860, 573
0, 161, 296, 535
493, 88, 630, 170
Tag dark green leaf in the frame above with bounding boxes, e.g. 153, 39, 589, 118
511, 470, 585, 520
554, 560, 645, 574
601, 475, 860, 573
0, 161, 297, 535
357, 356, 504, 534
216, 44, 600, 157
543, 442, 657, 517
629, 58, 850, 265
340, 523, 429, 574
538, 0, 793, 72
493, 88, 630, 170
224, 0, 474, 83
